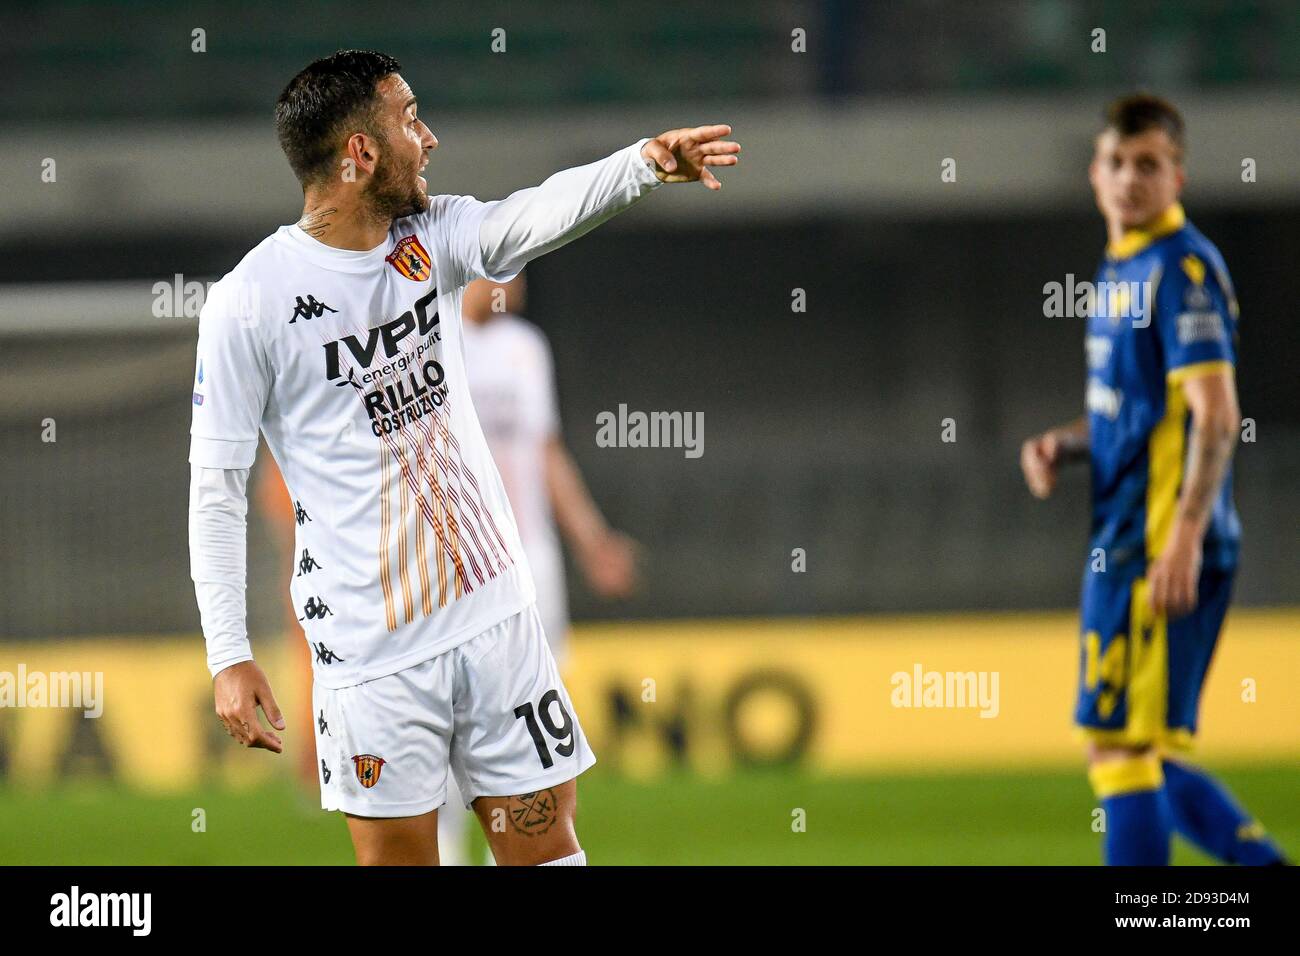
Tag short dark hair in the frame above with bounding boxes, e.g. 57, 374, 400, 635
275, 49, 402, 188
1103, 93, 1185, 159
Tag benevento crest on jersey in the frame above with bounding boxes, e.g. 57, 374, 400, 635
352, 754, 386, 788
386, 235, 431, 281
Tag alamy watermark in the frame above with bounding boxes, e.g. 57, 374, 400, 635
891, 664, 999, 718
0, 664, 104, 718
595, 404, 703, 459
50, 886, 150, 936
1043, 274, 1153, 327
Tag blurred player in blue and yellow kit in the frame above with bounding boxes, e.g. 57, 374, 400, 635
1020, 94, 1285, 866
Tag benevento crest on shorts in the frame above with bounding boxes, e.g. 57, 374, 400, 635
352, 754, 387, 788
386, 235, 431, 281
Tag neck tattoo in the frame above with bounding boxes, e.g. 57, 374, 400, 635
297, 207, 338, 239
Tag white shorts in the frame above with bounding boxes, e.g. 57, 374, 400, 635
312, 603, 596, 818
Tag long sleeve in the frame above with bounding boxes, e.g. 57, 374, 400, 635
189, 463, 254, 677
441, 138, 663, 286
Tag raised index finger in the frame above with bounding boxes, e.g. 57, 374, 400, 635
688, 124, 733, 143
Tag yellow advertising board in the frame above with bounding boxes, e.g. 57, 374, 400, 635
0, 610, 1295, 791
563, 610, 1300, 776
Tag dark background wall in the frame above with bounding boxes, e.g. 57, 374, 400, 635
1, 206, 1295, 639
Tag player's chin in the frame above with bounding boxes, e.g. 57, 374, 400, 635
1115, 202, 1149, 226
402, 189, 430, 218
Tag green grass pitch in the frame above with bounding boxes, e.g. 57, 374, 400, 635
2, 764, 1294, 865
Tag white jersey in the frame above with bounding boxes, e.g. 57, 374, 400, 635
461, 315, 568, 642
189, 139, 661, 688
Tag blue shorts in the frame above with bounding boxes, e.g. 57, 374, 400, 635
1075, 562, 1234, 750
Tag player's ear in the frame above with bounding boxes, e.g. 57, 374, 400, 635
346, 131, 379, 176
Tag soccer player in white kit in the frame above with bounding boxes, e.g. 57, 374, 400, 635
188, 50, 739, 866
436, 272, 638, 863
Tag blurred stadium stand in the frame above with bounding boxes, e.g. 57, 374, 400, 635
2, 0, 1297, 120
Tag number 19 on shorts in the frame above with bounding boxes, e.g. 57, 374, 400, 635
514, 690, 575, 769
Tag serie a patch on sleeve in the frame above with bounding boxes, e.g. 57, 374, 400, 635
1175, 311, 1225, 346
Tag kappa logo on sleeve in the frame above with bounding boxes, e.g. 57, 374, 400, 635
386, 235, 431, 281
312, 641, 344, 665
352, 754, 387, 788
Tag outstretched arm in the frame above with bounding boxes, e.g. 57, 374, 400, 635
475, 125, 740, 281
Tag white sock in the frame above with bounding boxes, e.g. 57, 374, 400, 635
539, 850, 586, 866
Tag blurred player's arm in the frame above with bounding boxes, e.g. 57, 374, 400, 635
544, 437, 638, 599
1145, 256, 1240, 617
459, 126, 740, 283
1147, 368, 1239, 617
1020, 416, 1089, 499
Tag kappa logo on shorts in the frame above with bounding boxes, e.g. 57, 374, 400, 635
352, 754, 386, 788
386, 235, 431, 281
